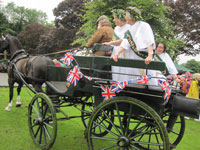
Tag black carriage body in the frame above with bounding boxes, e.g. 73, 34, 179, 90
45, 56, 200, 118
34, 55, 200, 150
45, 56, 167, 111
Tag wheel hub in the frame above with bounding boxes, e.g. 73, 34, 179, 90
34, 117, 43, 125
117, 136, 130, 147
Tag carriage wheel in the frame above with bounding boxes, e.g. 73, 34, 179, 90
81, 96, 95, 128
81, 96, 114, 137
162, 112, 185, 146
86, 96, 170, 150
28, 93, 57, 150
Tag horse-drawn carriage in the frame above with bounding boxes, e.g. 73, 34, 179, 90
28, 55, 200, 150
1, 35, 200, 150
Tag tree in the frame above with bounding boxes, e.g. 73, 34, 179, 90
0, 12, 15, 34
183, 59, 200, 73
17, 23, 52, 53
34, 0, 86, 56
166, 0, 200, 56
2, 2, 49, 34
53, 0, 85, 30
36, 27, 77, 56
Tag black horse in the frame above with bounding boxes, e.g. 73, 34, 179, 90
0, 34, 54, 111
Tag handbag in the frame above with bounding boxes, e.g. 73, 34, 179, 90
93, 43, 113, 52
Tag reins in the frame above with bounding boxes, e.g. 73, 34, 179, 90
0, 46, 84, 59
33, 46, 84, 57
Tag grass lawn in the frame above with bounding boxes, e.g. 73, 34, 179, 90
0, 87, 200, 150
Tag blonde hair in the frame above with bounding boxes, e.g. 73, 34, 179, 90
126, 6, 142, 21
193, 73, 200, 80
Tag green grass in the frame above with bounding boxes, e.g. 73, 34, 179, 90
0, 87, 200, 150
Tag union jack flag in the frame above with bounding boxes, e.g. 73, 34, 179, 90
167, 76, 175, 85
111, 80, 131, 93
67, 65, 83, 86
178, 74, 186, 80
84, 75, 100, 81
157, 79, 167, 90
60, 52, 74, 66
100, 84, 116, 101
137, 74, 151, 84
163, 86, 171, 104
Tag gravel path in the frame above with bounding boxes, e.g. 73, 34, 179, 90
0, 73, 9, 87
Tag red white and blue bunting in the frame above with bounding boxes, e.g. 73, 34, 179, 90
60, 52, 74, 66
59, 52, 171, 104
137, 74, 151, 84
100, 84, 116, 101
67, 65, 83, 86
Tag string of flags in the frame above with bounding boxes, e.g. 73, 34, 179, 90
60, 52, 74, 66
59, 52, 172, 104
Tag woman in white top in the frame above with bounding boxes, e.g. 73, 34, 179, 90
104, 9, 130, 81
112, 7, 155, 82
155, 43, 178, 76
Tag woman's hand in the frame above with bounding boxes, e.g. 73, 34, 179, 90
111, 54, 119, 62
103, 42, 112, 45
145, 55, 152, 65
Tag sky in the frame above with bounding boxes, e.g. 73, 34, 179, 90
2, 0, 63, 21
2, 0, 199, 64
177, 53, 200, 64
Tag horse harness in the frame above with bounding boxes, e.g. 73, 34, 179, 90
9, 49, 44, 82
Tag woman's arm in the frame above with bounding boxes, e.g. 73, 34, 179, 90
103, 39, 122, 46
144, 44, 153, 65
111, 46, 125, 62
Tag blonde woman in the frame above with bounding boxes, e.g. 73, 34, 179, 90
188, 73, 200, 121
104, 9, 130, 81
111, 7, 156, 82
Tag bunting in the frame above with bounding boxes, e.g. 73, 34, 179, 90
100, 85, 116, 101
157, 79, 167, 90
163, 85, 171, 104
137, 74, 152, 84
84, 75, 100, 81
60, 52, 74, 66
111, 80, 131, 93
67, 65, 83, 86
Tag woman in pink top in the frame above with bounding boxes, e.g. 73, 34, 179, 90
179, 71, 192, 95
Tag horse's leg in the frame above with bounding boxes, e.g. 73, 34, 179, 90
16, 83, 23, 107
33, 83, 44, 93
5, 79, 14, 111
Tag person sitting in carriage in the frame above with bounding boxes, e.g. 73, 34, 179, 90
103, 9, 131, 81
112, 6, 156, 83
85, 15, 114, 78
154, 42, 179, 83
85, 15, 114, 56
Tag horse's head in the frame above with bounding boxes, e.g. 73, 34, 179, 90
0, 34, 23, 55
0, 34, 9, 53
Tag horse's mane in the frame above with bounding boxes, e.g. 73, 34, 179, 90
6, 34, 23, 50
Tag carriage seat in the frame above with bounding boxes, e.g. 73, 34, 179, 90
46, 81, 68, 95
46, 65, 70, 95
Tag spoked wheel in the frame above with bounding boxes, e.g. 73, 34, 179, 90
82, 96, 114, 137
163, 112, 185, 147
28, 93, 57, 150
81, 96, 95, 128
87, 97, 170, 150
